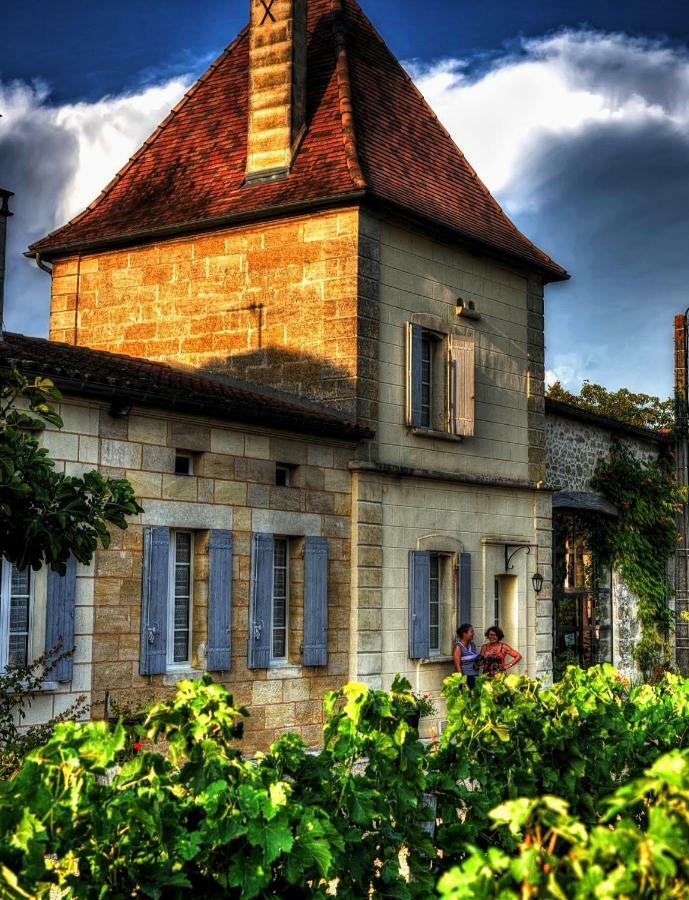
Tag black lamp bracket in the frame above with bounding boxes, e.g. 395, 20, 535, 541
504, 544, 532, 571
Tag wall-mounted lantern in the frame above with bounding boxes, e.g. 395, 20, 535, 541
532, 571, 544, 595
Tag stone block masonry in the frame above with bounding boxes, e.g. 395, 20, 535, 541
38, 396, 356, 754
49, 209, 366, 420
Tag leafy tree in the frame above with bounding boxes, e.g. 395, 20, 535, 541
547, 380, 674, 431
0, 367, 142, 574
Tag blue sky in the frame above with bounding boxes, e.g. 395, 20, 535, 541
2, 0, 689, 396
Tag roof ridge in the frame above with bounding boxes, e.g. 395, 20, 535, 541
343, 0, 562, 273
331, 0, 366, 190
29, 29, 249, 254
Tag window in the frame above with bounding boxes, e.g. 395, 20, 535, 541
275, 464, 292, 487
272, 538, 289, 661
0, 561, 32, 670
408, 550, 456, 659
429, 553, 440, 651
407, 323, 475, 437
168, 531, 193, 667
175, 453, 193, 476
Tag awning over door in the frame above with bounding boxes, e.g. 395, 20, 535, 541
553, 491, 618, 518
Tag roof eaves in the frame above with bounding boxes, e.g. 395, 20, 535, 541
545, 398, 670, 443
26, 189, 366, 260
369, 196, 569, 282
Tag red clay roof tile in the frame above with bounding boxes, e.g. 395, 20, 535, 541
29, 0, 567, 281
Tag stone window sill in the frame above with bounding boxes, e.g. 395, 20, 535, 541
163, 669, 205, 687
420, 655, 454, 665
411, 428, 463, 443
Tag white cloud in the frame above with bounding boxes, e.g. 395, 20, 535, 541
0, 76, 191, 333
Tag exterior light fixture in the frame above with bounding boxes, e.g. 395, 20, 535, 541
532, 572, 544, 595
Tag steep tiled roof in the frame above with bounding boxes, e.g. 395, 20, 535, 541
0, 332, 373, 441
29, 0, 566, 281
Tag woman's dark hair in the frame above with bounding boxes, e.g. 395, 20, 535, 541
457, 623, 473, 639
485, 625, 504, 640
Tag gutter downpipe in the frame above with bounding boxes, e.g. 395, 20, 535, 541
674, 310, 689, 674
0, 189, 14, 332
35, 251, 53, 276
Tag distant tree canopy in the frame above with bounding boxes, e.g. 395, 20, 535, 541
546, 380, 675, 431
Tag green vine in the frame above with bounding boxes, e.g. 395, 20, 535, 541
591, 441, 685, 677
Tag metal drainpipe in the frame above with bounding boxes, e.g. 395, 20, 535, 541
675, 311, 689, 674
0, 189, 14, 332
35, 251, 53, 275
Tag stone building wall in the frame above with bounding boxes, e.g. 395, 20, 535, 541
546, 413, 659, 492
546, 408, 665, 679
49, 209, 368, 421
33, 395, 355, 752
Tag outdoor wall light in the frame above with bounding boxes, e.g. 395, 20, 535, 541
532, 571, 544, 595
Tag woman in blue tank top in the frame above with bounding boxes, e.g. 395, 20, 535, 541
453, 623, 480, 690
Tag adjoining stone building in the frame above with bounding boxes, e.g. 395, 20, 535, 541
12, 0, 571, 738
545, 397, 671, 681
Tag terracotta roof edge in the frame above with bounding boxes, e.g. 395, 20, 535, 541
29, 29, 250, 255
331, 0, 367, 190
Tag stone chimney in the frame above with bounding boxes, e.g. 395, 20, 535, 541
246, 0, 308, 182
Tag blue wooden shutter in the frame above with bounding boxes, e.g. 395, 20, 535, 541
248, 533, 273, 669
140, 526, 169, 676
408, 550, 430, 659
304, 536, 328, 667
408, 323, 424, 427
459, 552, 472, 626
45, 555, 77, 682
207, 530, 233, 672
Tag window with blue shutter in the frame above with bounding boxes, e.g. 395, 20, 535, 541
459, 552, 472, 626
408, 550, 431, 659
207, 530, 233, 672
45, 555, 77, 683
248, 533, 273, 669
140, 527, 170, 676
304, 536, 328, 667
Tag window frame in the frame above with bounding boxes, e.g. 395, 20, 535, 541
174, 453, 194, 476
0, 560, 35, 672
166, 530, 194, 670
271, 537, 289, 664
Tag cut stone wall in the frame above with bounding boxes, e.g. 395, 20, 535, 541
37, 396, 355, 752
49, 209, 364, 419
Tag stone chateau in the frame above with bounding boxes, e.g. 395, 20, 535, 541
0, 0, 657, 744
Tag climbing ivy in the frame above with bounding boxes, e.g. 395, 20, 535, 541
591, 441, 684, 677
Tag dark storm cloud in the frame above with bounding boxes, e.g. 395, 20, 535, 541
507, 117, 689, 395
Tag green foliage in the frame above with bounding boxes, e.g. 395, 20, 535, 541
3, 669, 689, 897
437, 750, 689, 899
0, 648, 88, 779
547, 379, 674, 430
0, 367, 143, 574
591, 442, 683, 676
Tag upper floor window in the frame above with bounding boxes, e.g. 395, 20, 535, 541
407, 323, 475, 437
0, 562, 32, 670
175, 453, 193, 476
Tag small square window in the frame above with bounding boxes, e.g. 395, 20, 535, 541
275, 464, 292, 487
175, 453, 193, 476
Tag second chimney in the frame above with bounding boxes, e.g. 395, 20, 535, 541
246, 0, 307, 182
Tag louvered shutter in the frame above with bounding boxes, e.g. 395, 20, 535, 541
407, 323, 424, 427
304, 536, 328, 667
458, 552, 472, 626
45, 555, 77, 682
451, 334, 475, 436
207, 530, 233, 672
139, 526, 169, 676
248, 533, 273, 669
408, 550, 430, 660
